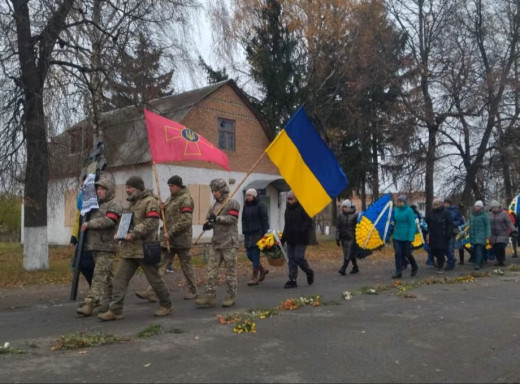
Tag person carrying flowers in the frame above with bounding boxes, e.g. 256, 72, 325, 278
336, 199, 359, 275
281, 190, 314, 288
242, 188, 269, 286
468, 200, 491, 270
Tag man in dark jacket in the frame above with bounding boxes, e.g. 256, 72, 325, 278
242, 188, 269, 286
426, 198, 454, 273
444, 198, 465, 270
281, 190, 314, 288
336, 199, 359, 275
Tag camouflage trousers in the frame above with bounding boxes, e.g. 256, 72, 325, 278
205, 247, 237, 298
109, 258, 172, 315
84, 251, 114, 306
146, 247, 198, 296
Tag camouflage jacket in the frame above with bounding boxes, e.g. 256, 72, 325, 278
84, 177, 122, 253
119, 189, 160, 259
207, 195, 240, 249
160, 186, 194, 249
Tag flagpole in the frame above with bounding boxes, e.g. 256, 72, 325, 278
152, 162, 171, 252
193, 151, 267, 245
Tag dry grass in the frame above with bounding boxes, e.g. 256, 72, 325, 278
0, 237, 399, 288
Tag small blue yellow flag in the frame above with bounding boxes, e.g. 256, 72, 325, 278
265, 106, 348, 217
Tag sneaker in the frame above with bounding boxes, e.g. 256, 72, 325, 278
154, 306, 173, 317
284, 280, 297, 289
166, 266, 174, 273
97, 310, 123, 321
435, 268, 444, 274
306, 269, 315, 285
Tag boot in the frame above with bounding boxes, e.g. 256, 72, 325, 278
222, 295, 235, 307
183, 292, 198, 300
195, 295, 216, 308
258, 265, 269, 282
458, 249, 465, 265
135, 290, 157, 303
247, 269, 259, 286
154, 306, 173, 317
350, 265, 359, 274
76, 302, 94, 317
97, 310, 123, 321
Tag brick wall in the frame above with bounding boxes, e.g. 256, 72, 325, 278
167, 84, 279, 174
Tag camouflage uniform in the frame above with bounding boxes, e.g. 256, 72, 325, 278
144, 186, 198, 298
108, 188, 172, 316
80, 176, 122, 309
198, 179, 240, 304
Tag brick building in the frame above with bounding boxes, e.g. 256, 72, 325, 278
45, 80, 289, 245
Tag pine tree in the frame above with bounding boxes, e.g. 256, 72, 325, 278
105, 32, 173, 109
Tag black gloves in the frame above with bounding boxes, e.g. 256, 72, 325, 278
208, 213, 217, 225
202, 222, 213, 231
336, 240, 341, 246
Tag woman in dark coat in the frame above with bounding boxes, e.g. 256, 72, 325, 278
241, 188, 269, 285
425, 198, 454, 273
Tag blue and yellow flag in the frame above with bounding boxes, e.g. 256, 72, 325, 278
265, 106, 348, 217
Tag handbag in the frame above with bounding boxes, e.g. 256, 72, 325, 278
142, 241, 161, 265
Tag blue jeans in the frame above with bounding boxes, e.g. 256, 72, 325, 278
287, 244, 311, 281
446, 236, 456, 267
245, 246, 261, 269
393, 239, 417, 275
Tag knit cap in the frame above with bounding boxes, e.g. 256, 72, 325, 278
125, 176, 145, 191
341, 199, 352, 208
245, 188, 257, 197
474, 200, 484, 207
167, 175, 183, 187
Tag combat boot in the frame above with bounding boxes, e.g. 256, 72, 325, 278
247, 269, 259, 286
195, 295, 216, 308
97, 310, 123, 321
76, 302, 94, 317
221, 295, 235, 307
258, 265, 269, 282
154, 306, 173, 317
183, 292, 198, 300
135, 290, 157, 303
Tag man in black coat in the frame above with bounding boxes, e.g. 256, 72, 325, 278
425, 198, 455, 273
281, 191, 314, 288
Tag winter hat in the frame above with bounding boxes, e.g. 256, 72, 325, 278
125, 176, 145, 191
490, 200, 500, 208
167, 175, 183, 187
287, 190, 296, 200
474, 200, 484, 207
245, 188, 257, 197
210, 178, 229, 193
341, 199, 352, 208
397, 195, 407, 203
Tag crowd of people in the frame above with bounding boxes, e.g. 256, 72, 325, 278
71, 174, 317, 321
71, 175, 517, 320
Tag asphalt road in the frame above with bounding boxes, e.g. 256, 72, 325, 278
1, 254, 520, 383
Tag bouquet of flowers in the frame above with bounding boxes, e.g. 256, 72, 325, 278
257, 230, 285, 266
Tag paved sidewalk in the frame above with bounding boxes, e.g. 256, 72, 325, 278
1, 253, 520, 383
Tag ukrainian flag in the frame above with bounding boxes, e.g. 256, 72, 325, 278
265, 106, 348, 217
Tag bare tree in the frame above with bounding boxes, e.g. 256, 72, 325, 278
0, 0, 199, 270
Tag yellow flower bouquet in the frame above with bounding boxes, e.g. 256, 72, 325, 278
257, 230, 285, 266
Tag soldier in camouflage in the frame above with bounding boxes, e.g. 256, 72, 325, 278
76, 175, 122, 316
195, 178, 240, 308
135, 175, 198, 302
97, 176, 173, 321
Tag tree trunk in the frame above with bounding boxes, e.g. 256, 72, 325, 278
23, 94, 49, 270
